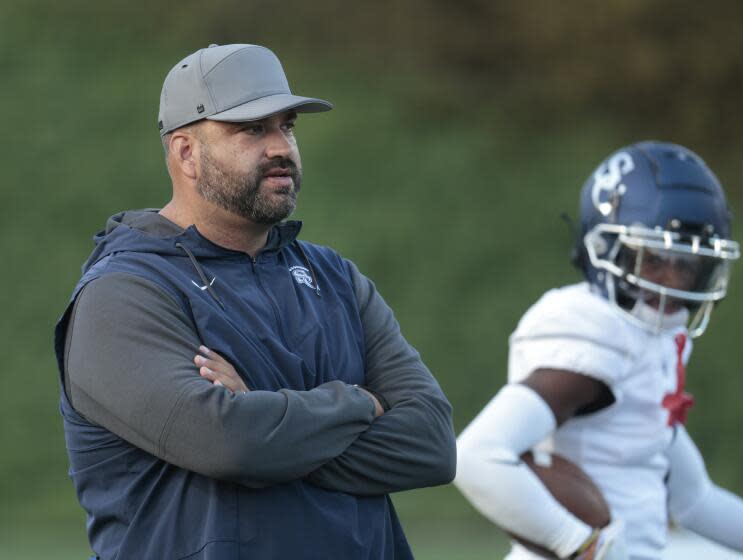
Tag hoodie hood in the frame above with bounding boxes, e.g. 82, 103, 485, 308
83, 209, 302, 273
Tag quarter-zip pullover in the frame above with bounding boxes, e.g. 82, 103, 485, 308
54, 210, 456, 560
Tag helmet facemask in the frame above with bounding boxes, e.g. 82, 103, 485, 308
584, 223, 739, 337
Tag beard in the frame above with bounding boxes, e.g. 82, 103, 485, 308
196, 147, 301, 224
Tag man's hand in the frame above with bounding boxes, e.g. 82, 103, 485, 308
570, 521, 627, 560
356, 386, 384, 418
195, 346, 250, 393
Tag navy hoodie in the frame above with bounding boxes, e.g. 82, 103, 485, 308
54, 210, 455, 559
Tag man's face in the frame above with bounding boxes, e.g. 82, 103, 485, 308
195, 111, 302, 224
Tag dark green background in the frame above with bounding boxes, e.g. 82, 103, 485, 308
2, 2, 742, 557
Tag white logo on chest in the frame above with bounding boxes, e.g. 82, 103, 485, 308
289, 265, 314, 289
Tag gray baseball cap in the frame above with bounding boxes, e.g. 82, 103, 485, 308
158, 44, 333, 136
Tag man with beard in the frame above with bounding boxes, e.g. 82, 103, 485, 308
54, 44, 456, 560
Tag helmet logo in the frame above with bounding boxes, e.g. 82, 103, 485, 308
592, 151, 635, 216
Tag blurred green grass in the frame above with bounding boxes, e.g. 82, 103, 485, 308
4, 70, 743, 560
3, 2, 743, 557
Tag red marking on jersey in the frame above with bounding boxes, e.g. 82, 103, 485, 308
662, 333, 695, 426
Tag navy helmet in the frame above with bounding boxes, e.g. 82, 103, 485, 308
574, 141, 739, 336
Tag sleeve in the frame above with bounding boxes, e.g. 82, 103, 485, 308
305, 260, 456, 495
508, 286, 633, 390
455, 384, 594, 558
64, 272, 377, 488
667, 426, 743, 551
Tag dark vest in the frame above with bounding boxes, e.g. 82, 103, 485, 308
54, 224, 412, 560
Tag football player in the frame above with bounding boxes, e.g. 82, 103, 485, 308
455, 141, 743, 559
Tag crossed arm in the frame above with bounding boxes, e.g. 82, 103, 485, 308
305, 260, 456, 494
63, 267, 455, 493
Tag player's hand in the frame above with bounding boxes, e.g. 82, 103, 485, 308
195, 346, 250, 394
570, 521, 627, 560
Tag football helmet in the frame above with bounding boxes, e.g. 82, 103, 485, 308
574, 141, 739, 337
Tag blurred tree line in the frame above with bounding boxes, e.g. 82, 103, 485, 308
1, 0, 742, 555
200, 0, 743, 151
11, 0, 741, 148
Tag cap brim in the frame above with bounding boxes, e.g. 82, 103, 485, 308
207, 93, 332, 123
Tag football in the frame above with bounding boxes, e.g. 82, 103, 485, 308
508, 451, 611, 558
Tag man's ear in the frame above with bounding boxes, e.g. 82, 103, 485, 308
169, 129, 200, 180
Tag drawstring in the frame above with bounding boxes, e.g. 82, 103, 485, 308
176, 242, 226, 310
294, 240, 321, 297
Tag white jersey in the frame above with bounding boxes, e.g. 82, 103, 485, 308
508, 282, 693, 559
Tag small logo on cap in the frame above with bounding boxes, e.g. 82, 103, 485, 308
197, 104, 205, 114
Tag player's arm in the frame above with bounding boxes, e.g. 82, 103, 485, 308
305, 261, 456, 495
455, 370, 621, 559
520, 369, 615, 425
63, 273, 378, 488
667, 425, 743, 551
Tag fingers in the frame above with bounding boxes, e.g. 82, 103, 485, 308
195, 345, 233, 372
194, 353, 223, 374
198, 345, 227, 364
197, 364, 220, 383
198, 365, 238, 390
194, 346, 250, 394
